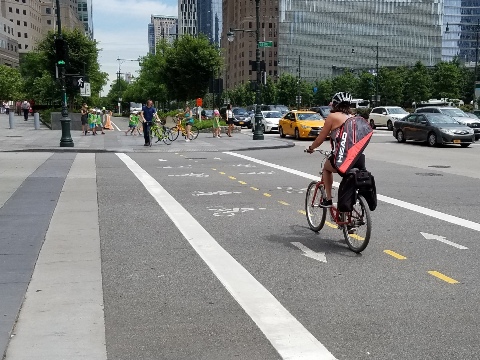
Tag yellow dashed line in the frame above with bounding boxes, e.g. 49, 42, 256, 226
325, 221, 338, 229
349, 233, 365, 241
428, 271, 459, 284
238, 181, 247, 185
219, 172, 225, 175
278, 201, 290, 206
263, 193, 272, 197
384, 250, 407, 260
229, 176, 236, 180
250, 187, 259, 191
298, 210, 306, 215
212, 168, 217, 171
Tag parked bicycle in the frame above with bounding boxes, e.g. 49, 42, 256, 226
149, 120, 174, 146
304, 149, 372, 253
170, 116, 199, 141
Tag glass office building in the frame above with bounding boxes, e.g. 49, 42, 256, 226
197, 0, 222, 46
442, 0, 480, 64
278, 0, 444, 80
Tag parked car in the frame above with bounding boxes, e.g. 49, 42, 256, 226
202, 109, 214, 120
393, 113, 475, 147
415, 106, 480, 140
369, 106, 409, 130
252, 111, 282, 133
232, 107, 252, 128
310, 106, 332, 119
247, 104, 289, 115
278, 110, 325, 139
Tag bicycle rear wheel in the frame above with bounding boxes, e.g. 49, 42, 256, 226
169, 126, 180, 141
191, 125, 199, 140
305, 181, 327, 232
162, 129, 173, 145
342, 195, 371, 253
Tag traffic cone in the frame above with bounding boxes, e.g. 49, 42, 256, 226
104, 114, 114, 130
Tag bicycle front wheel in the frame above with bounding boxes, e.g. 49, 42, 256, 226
191, 125, 199, 140
162, 129, 173, 145
305, 181, 327, 232
342, 195, 371, 253
169, 126, 180, 141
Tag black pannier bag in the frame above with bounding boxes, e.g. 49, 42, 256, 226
356, 170, 377, 211
337, 172, 357, 212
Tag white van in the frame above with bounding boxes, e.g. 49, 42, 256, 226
350, 99, 370, 109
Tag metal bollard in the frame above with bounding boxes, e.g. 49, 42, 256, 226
34, 113, 40, 130
9, 111, 14, 129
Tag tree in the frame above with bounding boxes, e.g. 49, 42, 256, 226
405, 61, 432, 107
262, 77, 277, 104
331, 71, 359, 96
277, 73, 299, 107
312, 79, 333, 106
355, 71, 375, 103
378, 67, 406, 106
20, 28, 107, 107
159, 35, 222, 102
0, 65, 24, 100
432, 61, 462, 100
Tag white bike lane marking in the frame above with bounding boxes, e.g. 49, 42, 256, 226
116, 153, 337, 360
224, 151, 480, 233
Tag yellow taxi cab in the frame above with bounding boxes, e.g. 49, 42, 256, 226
278, 110, 325, 139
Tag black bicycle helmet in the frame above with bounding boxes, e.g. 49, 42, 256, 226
331, 92, 352, 107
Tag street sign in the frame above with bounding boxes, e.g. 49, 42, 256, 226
77, 77, 84, 88
80, 82, 91, 97
313, 87, 318, 94
258, 41, 273, 48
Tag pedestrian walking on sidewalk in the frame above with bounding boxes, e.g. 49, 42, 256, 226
213, 108, 221, 138
226, 104, 234, 137
4, 101, 10, 115
21, 100, 30, 121
96, 110, 105, 134
15, 101, 21, 116
140, 100, 159, 146
81, 103, 89, 135
88, 109, 97, 135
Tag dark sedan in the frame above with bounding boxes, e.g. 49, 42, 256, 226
393, 113, 475, 147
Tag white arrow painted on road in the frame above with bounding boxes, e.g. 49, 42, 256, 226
420, 232, 468, 250
291, 242, 327, 263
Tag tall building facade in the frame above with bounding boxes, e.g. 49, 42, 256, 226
442, 0, 480, 65
148, 14, 178, 54
178, 0, 197, 36
222, 0, 279, 90
277, 0, 443, 81
77, 0, 93, 39
197, 0, 222, 46
0, 14, 19, 66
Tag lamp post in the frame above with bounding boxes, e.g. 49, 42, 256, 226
56, 0, 73, 147
446, 20, 480, 108
351, 42, 379, 107
227, 0, 264, 140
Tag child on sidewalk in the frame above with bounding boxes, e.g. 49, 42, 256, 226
88, 109, 96, 135
213, 108, 221, 138
96, 110, 105, 134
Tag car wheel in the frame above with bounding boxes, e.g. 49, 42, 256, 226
369, 119, 376, 129
295, 128, 300, 140
460, 143, 470, 148
279, 126, 286, 138
387, 120, 393, 131
396, 129, 406, 143
427, 132, 437, 147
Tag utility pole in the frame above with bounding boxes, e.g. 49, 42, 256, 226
56, 0, 73, 147
375, 42, 379, 107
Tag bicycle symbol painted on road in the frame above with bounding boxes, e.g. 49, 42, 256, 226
232, 164, 257, 168
239, 171, 275, 175
207, 207, 265, 217
168, 173, 209, 178
192, 191, 242, 196
276, 186, 307, 194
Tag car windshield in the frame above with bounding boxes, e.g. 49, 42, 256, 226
426, 114, 459, 124
388, 108, 408, 114
441, 108, 467, 117
264, 111, 282, 118
297, 113, 322, 121
233, 108, 247, 115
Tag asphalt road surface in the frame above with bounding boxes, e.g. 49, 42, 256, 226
3, 126, 480, 360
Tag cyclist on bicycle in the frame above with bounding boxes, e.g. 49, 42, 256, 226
306, 92, 365, 208
184, 106, 194, 142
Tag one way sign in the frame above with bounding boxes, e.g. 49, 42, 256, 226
77, 77, 84, 88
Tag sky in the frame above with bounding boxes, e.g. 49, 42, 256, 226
92, 0, 177, 96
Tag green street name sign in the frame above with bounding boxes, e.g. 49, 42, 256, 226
258, 41, 273, 48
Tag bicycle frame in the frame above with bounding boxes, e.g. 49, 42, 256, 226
310, 181, 352, 226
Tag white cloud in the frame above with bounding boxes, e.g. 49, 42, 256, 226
93, 0, 177, 96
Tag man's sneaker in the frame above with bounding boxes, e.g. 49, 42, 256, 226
319, 199, 333, 208
347, 225, 357, 234
185, 139, 190, 142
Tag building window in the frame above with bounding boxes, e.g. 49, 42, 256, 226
16, 8, 19, 14
47, 20, 51, 25
24, 21, 27, 26
23, 10, 26, 15
17, 20, 20, 25
18, 32, 21, 37
24, 33, 28, 38
46, 8, 51, 14
9, 7, 12, 12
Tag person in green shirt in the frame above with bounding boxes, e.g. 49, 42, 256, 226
125, 112, 138, 135
88, 109, 97, 135
96, 110, 105, 134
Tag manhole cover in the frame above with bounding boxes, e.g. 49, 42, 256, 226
415, 173, 443, 176
428, 165, 451, 168
6, 135, 23, 138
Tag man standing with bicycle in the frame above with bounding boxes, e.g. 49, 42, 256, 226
140, 100, 159, 146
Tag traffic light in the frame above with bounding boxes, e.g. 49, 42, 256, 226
55, 38, 68, 67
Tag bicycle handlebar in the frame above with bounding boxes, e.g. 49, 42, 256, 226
304, 148, 330, 156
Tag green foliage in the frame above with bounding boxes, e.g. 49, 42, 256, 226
20, 29, 107, 107
432, 61, 462, 100
38, 108, 61, 128
356, 71, 375, 101
378, 67, 406, 106
355, 108, 371, 119
332, 71, 359, 95
404, 61, 432, 106
0, 65, 24, 100
277, 73, 299, 107
312, 79, 333, 106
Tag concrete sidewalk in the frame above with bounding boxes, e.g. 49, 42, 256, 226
0, 114, 294, 153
